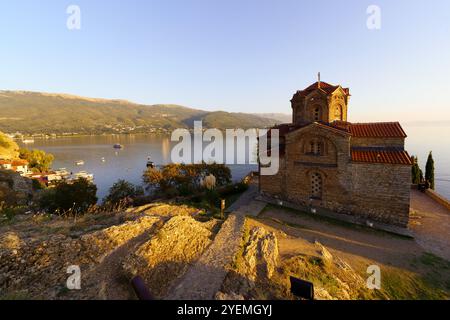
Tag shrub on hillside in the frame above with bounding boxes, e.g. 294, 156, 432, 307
143, 163, 231, 197
19, 148, 54, 173
38, 178, 97, 215
103, 180, 144, 205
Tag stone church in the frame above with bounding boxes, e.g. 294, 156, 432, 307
259, 79, 412, 228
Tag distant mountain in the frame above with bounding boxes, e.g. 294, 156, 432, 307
254, 113, 291, 123
0, 91, 282, 135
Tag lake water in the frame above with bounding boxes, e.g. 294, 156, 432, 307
19, 134, 257, 201
404, 124, 450, 199
19, 125, 450, 201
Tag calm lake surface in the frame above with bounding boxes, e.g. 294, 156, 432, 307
404, 125, 450, 199
20, 134, 257, 201
19, 125, 450, 201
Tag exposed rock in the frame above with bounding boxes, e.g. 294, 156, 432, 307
315, 240, 333, 266
0, 169, 33, 205
122, 215, 216, 298
0, 215, 163, 299
242, 227, 279, 282
215, 291, 245, 300
126, 203, 203, 219
314, 287, 334, 300
80, 215, 163, 263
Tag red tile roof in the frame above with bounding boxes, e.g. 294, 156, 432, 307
349, 122, 406, 138
351, 150, 412, 165
0, 159, 28, 166
269, 121, 407, 140
12, 160, 28, 166
292, 81, 350, 100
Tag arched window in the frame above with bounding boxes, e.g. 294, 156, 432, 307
334, 105, 343, 121
313, 107, 320, 121
308, 140, 323, 156
311, 172, 323, 199
309, 141, 315, 154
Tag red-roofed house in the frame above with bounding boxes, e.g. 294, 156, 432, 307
0, 159, 30, 175
260, 79, 412, 228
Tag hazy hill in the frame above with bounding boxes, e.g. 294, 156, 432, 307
0, 91, 281, 134
255, 113, 291, 123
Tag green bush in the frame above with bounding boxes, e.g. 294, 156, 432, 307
38, 178, 97, 215
143, 163, 231, 197
103, 180, 144, 205
19, 148, 54, 173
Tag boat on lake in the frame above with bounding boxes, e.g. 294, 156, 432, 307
54, 168, 71, 177
113, 144, 124, 149
75, 160, 85, 166
22, 139, 35, 144
74, 171, 94, 182
146, 156, 155, 168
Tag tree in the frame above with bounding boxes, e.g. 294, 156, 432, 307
19, 148, 54, 173
38, 178, 97, 214
411, 156, 423, 184
425, 151, 435, 190
143, 163, 232, 197
104, 180, 144, 205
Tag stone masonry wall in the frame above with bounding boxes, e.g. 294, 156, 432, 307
260, 125, 411, 228
259, 158, 285, 198
282, 125, 353, 212
350, 163, 411, 227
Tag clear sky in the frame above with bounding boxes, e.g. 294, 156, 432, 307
1, 0, 450, 122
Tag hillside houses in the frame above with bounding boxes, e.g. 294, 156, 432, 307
0, 159, 30, 175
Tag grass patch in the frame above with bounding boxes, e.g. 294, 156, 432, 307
379, 268, 449, 300
0, 291, 31, 300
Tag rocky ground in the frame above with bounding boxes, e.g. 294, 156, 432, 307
1, 190, 449, 300
219, 221, 373, 300
0, 203, 222, 300
234, 207, 450, 300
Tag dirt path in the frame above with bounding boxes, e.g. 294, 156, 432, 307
257, 207, 425, 272
409, 189, 450, 261
166, 181, 267, 300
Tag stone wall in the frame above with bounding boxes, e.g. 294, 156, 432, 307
350, 163, 411, 227
281, 125, 353, 213
260, 126, 411, 227
259, 158, 285, 198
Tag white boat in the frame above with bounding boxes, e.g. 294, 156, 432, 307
75, 160, 85, 166
146, 156, 155, 168
54, 168, 71, 177
74, 171, 94, 181
22, 139, 35, 144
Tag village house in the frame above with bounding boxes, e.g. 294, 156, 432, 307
259, 78, 412, 228
0, 159, 30, 175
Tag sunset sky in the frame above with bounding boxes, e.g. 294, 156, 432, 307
1, 0, 450, 122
